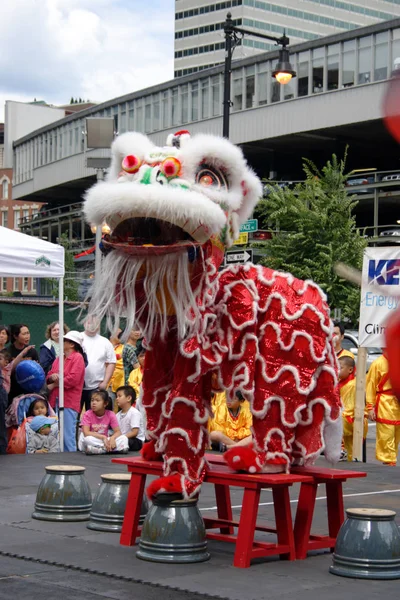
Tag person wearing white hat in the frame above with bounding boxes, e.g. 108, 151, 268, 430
46, 331, 86, 451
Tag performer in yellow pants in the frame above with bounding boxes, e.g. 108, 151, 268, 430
366, 352, 400, 466
338, 356, 368, 461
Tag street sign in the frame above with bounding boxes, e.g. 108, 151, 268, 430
233, 232, 248, 245
239, 219, 258, 233
225, 249, 253, 264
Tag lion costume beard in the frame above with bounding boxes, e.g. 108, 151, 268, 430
87, 247, 204, 343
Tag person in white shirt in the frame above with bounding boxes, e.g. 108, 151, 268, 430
80, 317, 116, 411
115, 385, 145, 451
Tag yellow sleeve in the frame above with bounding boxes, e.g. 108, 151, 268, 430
128, 368, 141, 397
236, 402, 253, 439
209, 404, 228, 433
365, 360, 379, 410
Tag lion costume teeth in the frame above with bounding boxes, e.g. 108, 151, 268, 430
84, 130, 341, 499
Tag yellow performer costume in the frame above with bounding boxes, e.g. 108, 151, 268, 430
366, 354, 400, 465
339, 374, 368, 461
128, 365, 143, 398
110, 342, 124, 393
209, 400, 253, 442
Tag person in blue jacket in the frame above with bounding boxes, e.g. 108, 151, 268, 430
39, 321, 69, 375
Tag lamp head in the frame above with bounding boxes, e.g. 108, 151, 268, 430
273, 47, 296, 85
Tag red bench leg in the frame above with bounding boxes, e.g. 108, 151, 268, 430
120, 472, 146, 546
293, 481, 318, 559
214, 483, 234, 534
326, 480, 344, 548
272, 486, 296, 561
233, 488, 260, 568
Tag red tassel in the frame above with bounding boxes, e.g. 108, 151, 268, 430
146, 474, 182, 499
141, 440, 162, 462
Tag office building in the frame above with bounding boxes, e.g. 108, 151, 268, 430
174, 0, 400, 77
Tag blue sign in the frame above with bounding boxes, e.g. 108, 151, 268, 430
368, 259, 400, 285
239, 219, 258, 233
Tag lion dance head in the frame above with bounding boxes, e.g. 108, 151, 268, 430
84, 130, 262, 340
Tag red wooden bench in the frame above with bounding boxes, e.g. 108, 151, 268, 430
205, 453, 367, 559
112, 455, 313, 568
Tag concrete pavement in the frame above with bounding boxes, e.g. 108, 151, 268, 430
0, 435, 399, 600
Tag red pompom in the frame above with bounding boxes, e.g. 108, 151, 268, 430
224, 445, 261, 474
141, 440, 162, 462
146, 474, 182, 499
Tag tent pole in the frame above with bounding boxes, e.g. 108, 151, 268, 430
58, 277, 64, 452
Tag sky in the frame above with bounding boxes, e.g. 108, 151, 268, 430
0, 0, 175, 121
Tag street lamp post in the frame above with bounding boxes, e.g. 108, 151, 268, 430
222, 12, 296, 138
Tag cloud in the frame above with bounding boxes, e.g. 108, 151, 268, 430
0, 0, 174, 120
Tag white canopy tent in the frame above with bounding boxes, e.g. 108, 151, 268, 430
0, 227, 66, 448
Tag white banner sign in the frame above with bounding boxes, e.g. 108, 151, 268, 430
358, 246, 400, 347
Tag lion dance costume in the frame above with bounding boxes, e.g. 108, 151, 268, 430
84, 130, 342, 499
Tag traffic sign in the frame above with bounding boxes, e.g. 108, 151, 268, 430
239, 219, 258, 233
225, 249, 253, 264
233, 232, 248, 245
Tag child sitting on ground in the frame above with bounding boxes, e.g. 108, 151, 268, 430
115, 385, 145, 451
339, 355, 368, 462
209, 390, 253, 451
27, 415, 60, 454
127, 339, 145, 397
78, 389, 127, 454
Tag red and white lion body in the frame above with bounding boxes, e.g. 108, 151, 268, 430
84, 130, 341, 498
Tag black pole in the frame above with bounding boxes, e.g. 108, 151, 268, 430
223, 13, 234, 139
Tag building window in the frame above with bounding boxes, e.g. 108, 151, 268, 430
2, 180, 8, 199
375, 31, 389, 82
162, 92, 169, 129
13, 278, 19, 292
232, 71, 243, 111
358, 36, 372, 84
343, 40, 356, 88
211, 76, 220, 116
258, 62, 269, 105
153, 98, 160, 131
22, 209, 29, 225
2, 278, 7, 293
128, 101, 135, 130
181, 84, 189, 123
1, 211, 8, 228
327, 44, 339, 91
312, 47, 324, 93
171, 88, 179, 126
191, 83, 199, 121
145, 100, 152, 133
245, 66, 255, 109
201, 79, 210, 119
14, 209, 21, 229
23, 277, 29, 292
32, 278, 37, 293
298, 52, 309, 97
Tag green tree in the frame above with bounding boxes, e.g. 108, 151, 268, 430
44, 233, 79, 301
255, 151, 366, 325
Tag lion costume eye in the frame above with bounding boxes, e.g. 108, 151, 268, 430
195, 164, 228, 190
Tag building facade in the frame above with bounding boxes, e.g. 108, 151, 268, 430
174, 0, 400, 77
0, 120, 45, 296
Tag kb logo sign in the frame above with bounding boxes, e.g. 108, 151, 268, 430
368, 259, 400, 285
